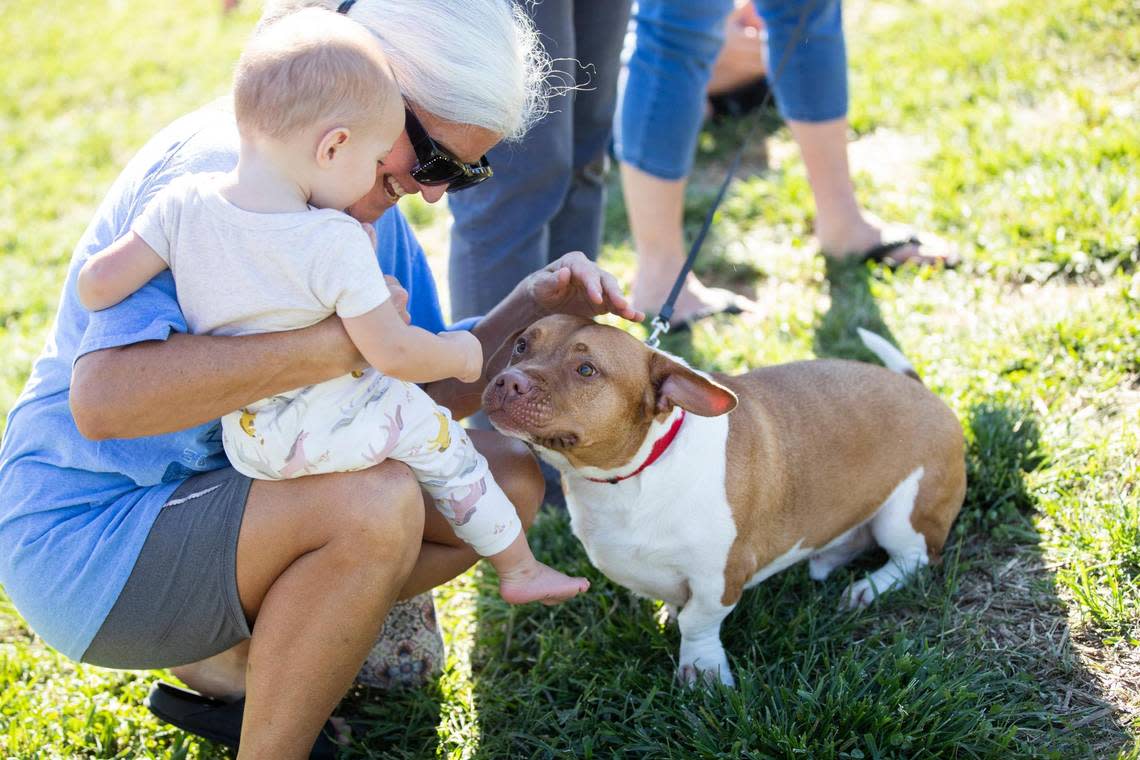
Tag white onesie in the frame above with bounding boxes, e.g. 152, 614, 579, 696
131, 173, 521, 556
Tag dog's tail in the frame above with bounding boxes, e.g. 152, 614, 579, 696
856, 328, 922, 383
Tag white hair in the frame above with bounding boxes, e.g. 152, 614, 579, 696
257, 0, 551, 140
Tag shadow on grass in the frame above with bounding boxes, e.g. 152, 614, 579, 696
338, 681, 444, 759
441, 263, 1135, 758
814, 256, 897, 363
806, 259, 1135, 755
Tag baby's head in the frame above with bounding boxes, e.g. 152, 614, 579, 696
234, 7, 403, 209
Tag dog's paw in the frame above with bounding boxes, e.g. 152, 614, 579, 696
677, 661, 735, 688
808, 556, 835, 582
839, 577, 878, 610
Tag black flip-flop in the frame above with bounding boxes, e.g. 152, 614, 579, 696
708, 76, 774, 122
666, 301, 745, 335
856, 236, 960, 269
145, 681, 343, 758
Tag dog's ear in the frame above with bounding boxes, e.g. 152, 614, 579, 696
648, 350, 738, 417
486, 327, 527, 379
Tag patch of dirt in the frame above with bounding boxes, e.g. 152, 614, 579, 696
852, 536, 1137, 754
1072, 627, 1140, 727
947, 541, 1135, 753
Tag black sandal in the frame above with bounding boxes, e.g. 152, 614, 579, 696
708, 76, 774, 122
666, 301, 745, 335
854, 236, 960, 269
145, 681, 344, 758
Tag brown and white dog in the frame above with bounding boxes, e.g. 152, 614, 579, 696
482, 315, 965, 686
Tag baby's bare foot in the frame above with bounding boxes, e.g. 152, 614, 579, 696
499, 561, 589, 606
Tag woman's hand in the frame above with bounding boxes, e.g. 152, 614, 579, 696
384, 275, 411, 324
524, 251, 644, 323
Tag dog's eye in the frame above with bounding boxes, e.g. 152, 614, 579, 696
514, 337, 527, 355
576, 363, 597, 378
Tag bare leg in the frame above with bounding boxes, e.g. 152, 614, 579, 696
622, 163, 755, 323
624, 119, 954, 299
790, 117, 956, 265
401, 430, 578, 607
171, 640, 248, 702
358, 432, 545, 690
707, 1, 767, 97
234, 463, 424, 759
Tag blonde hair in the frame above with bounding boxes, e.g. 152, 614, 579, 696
256, 0, 551, 141
234, 7, 399, 140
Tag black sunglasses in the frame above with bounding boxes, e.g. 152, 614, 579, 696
403, 107, 493, 193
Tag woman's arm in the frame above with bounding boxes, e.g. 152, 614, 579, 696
72, 275, 415, 440
71, 250, 639, 438
71, 316, 364, 440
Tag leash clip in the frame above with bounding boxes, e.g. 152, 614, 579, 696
646, 316, 670, 349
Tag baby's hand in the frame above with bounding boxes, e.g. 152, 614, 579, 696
442, 331, 483, 383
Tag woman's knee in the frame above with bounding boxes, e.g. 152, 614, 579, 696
236, 465, 424, 621
326, 461, 425, 564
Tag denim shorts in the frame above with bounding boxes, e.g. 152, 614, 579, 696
616, 0, 849, 180
81, 467, 252, 669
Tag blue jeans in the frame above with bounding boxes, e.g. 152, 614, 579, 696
616, 0, 848, 180
447, 0, 633, 321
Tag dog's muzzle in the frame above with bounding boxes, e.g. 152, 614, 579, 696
483, 368, 555, 432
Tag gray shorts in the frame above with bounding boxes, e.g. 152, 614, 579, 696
82, 467, 253, 669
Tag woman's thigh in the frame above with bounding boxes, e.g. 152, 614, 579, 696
234, 460, 424, 622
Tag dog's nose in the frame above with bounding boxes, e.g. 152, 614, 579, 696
495, 368, 533, 397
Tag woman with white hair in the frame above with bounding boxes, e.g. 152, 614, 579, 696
0, 1, 642, 757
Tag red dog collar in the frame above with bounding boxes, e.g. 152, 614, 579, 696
587, 410, 686, 484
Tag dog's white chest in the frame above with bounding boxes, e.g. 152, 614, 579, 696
559, 414, 736, 608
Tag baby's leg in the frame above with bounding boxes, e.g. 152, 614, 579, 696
380, 382, 523, 556
385, 383, 587, 603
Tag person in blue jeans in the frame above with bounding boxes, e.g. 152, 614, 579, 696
447, 0, 633, 322
617, 0, 959, 328
446, 0, 633, 508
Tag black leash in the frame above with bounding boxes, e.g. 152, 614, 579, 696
646, 0, 817, 348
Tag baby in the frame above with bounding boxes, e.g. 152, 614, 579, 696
78, 8, 588, 606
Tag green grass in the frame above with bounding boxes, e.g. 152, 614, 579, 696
2, 0, 1139, 757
